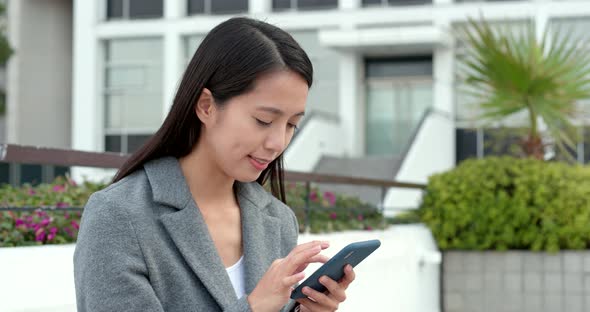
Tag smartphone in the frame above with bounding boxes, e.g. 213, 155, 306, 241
290, 239, 381, 300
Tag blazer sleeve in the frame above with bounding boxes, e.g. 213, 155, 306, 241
73, 192, 165, 312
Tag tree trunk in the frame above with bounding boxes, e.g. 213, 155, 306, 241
521, 134, 544, 160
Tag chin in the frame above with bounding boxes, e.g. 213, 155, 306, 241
233, 171, 262, 183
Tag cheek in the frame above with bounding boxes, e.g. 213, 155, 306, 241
212, 117, 261, 158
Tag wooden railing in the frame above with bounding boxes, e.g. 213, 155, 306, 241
0, 144, 426, 226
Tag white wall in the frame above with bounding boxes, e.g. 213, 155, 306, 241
284, 117, 346, 172
384, 112, 455, 215
0, 225, 440, 312
6, 0, 72, 148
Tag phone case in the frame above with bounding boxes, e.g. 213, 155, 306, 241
290, 239, 381, 300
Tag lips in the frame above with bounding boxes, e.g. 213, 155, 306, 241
248, 155, 271, 171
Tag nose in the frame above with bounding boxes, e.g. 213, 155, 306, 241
264, 125, 291, 154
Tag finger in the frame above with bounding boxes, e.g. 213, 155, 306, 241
284, 245, 324, 273
319, 276, 346, 302
282, 271, 306, 288
339, 264, 356, 289
296, 297, 323, 311
289, 240, 330, 257
294, 254, 330, 273
300, 286, 339, 310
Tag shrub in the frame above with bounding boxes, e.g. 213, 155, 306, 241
1, 178, 384, 246
418, 156, 590, 252
0, 177, 106, 247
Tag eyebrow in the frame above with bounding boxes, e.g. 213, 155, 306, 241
257, 106, 305, 117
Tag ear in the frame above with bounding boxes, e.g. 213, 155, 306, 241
195, 88, 217, 126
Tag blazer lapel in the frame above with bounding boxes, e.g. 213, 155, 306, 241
235, 182, 281, 294
145, 158, 235, 309
144, 157, 284, 308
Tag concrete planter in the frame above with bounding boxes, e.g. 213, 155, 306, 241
0, 244, 77, 312
0, 225, 442, 312
442, 250, 590, 312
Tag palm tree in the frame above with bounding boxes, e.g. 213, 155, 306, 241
456, 18, 590, 161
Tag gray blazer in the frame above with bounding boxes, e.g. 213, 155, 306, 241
74, 157, 300, 312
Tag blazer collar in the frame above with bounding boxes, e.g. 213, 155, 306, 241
144, 157, 280, 309
143, 157, 272, 209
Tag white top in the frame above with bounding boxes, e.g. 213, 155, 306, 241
225, 255, 246, 299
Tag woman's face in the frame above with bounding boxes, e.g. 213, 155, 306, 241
201, 70, 309, 182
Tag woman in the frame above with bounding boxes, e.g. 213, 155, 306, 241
74, 17, 355, 312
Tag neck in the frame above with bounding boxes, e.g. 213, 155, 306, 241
179, 144, 236, 211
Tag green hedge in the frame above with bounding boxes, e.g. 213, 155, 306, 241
418, 157, 590, 252
1, 178, 383, 247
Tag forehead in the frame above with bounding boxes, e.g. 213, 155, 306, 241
238, 70, 309, 114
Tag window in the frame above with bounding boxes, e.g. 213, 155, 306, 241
289, 31, 340, 115
185, 35, 205, 65
362, 0, 431, 6
273, 0, 338, 11
105, 134, 152, 154
104, 38, 162, 154
188, 0, 248, 15
107, 0, 163, 20
0, 163, 69, 187
365, 56, 433, 156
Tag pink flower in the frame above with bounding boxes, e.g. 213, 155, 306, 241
49, 227, 58, 234
52, 185, 65, 193
366, 226, 373, 231
357, 214, 364, 221
15, 219, 24, 226
56, 202, 70, 208
47, 233, 56, 241
67, 177, 78, 187
324, 192, 336, 206
329, 212, 337, 220
71, 220, 80, 230
310, 191, 318, 202
40, 218, 51, 226
64, 227, 73, 237
64, 212, 70, 219
35, 229, 46, 242
28, 189, 36, 195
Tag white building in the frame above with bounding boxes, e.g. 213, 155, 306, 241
0, 0, 73, 185
25, 0, 590, 210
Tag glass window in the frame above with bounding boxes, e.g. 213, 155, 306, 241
456, 128, 478, 164
104, 38, 162, 153
107, 0, 123, 19
20, 164, 42, 186
187, 0, 205, 14
362, 0, 431, 6
272, 0, 291, 10
366, 56, 432, 78
129, 0, 163, 19
273, 0, 338, 11
289, 31, 340, 115
105, 135, 122, 153
128, 134, 152, 153
211, 0, 248, 14
107, 0, 163, 20
365, 57, 433, 156
54, 166, 70, 179
0, 162, 9, 185
187, 0, 248, 15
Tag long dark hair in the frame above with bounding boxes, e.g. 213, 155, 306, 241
111, 17, 313, 203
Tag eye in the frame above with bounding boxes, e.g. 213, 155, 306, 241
288, 123, 299, 131
255, 118, 272, 127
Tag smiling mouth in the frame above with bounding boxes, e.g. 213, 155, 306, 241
249, 155, 271, 164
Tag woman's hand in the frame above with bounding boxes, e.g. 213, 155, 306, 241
296, 264, 356, 312
247, 241, 330, 312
